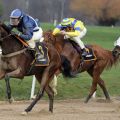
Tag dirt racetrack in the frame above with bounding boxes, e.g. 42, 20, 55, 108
0, 97, 120, 120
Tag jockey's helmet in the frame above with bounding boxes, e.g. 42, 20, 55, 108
10, 9, 23, 26
61, 18, 71, 27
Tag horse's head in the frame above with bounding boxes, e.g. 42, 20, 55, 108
0, 22, 24, 54
0, 22, 10, 40
112, 37, 120, 57
43, 30, 65, 46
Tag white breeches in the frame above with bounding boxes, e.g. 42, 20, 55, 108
65, 28, 87, 49
27, 27, 43, 48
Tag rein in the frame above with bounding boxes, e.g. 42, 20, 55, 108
0, 34, 12, 41
1, 48, 27, 58
0, 33, 28, 58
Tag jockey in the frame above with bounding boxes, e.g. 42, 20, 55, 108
53, 18, 88, 57
7, 9, 44, 62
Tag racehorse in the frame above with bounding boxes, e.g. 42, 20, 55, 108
0, 23, 61, 114
43, 31, 120, 103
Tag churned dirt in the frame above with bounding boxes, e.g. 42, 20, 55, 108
0, 97, 120, 120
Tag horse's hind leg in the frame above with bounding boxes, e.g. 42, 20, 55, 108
45, 85, 54, 112
98, 77, 110, 101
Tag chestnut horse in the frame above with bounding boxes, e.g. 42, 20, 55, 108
43, 31, 119, 103
0, 23, 61, 114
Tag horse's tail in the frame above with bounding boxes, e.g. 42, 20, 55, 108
61, 55, 76, 78
105, 51, 119, 69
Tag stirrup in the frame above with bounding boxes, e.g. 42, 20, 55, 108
85, 48, 89, 53
82, 52, 88, 56
36, 54, 46, 61
38, 54, 44, 59
36, 57, 46, 62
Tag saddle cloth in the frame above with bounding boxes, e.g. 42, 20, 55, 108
35, 42, 49, 66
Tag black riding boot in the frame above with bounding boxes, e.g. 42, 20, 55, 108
82, 48, 88, 57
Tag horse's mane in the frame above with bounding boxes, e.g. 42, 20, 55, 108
0, 22, 23, 47
0, 23, 11, 34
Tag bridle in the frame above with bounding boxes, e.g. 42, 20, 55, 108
0, 34, 12, 41
0, 33, 27, 58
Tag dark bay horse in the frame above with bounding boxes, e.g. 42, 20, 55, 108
43, 31, 120, 103
0, 23, 61, 114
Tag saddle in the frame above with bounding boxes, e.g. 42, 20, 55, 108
70, 40, 97, 61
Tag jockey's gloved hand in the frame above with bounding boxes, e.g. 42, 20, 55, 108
60, 30, 66, 35
11, 31, 16, 35
11, 31, 21, 36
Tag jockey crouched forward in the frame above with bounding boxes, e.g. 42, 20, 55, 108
6, 9, 45, 62
53, 18, 89, 57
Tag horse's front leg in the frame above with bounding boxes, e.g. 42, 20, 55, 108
0, 69, 5, 79
5, 75, 11, 103
5, 67, 24, 103
5, 66, 24, 78
45, 85, 54, 112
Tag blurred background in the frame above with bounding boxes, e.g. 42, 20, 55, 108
0, 0, 120, 100
0, 0, 120, 26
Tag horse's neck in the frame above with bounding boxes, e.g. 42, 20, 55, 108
1, 24, 10, 33
53, 38, 64, 53
2, 36, 23, 55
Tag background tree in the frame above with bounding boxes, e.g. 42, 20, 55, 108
1, 0, 120, 25
70, 0, 120, 25
0, 1, 3, 18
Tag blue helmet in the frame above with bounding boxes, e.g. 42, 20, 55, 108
10, 9, 23, 26
10, 9, 23, 19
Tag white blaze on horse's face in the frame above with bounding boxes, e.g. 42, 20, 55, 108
114, 37, 120, 47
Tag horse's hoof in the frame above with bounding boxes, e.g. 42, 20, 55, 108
84, 101, 88, 104
8, 97, 15, 104
8, 99, 12, 104
84, 100, 88, 103
106, 99, 112, 103
49, 109, 53, 113
21, 111, 28, 116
